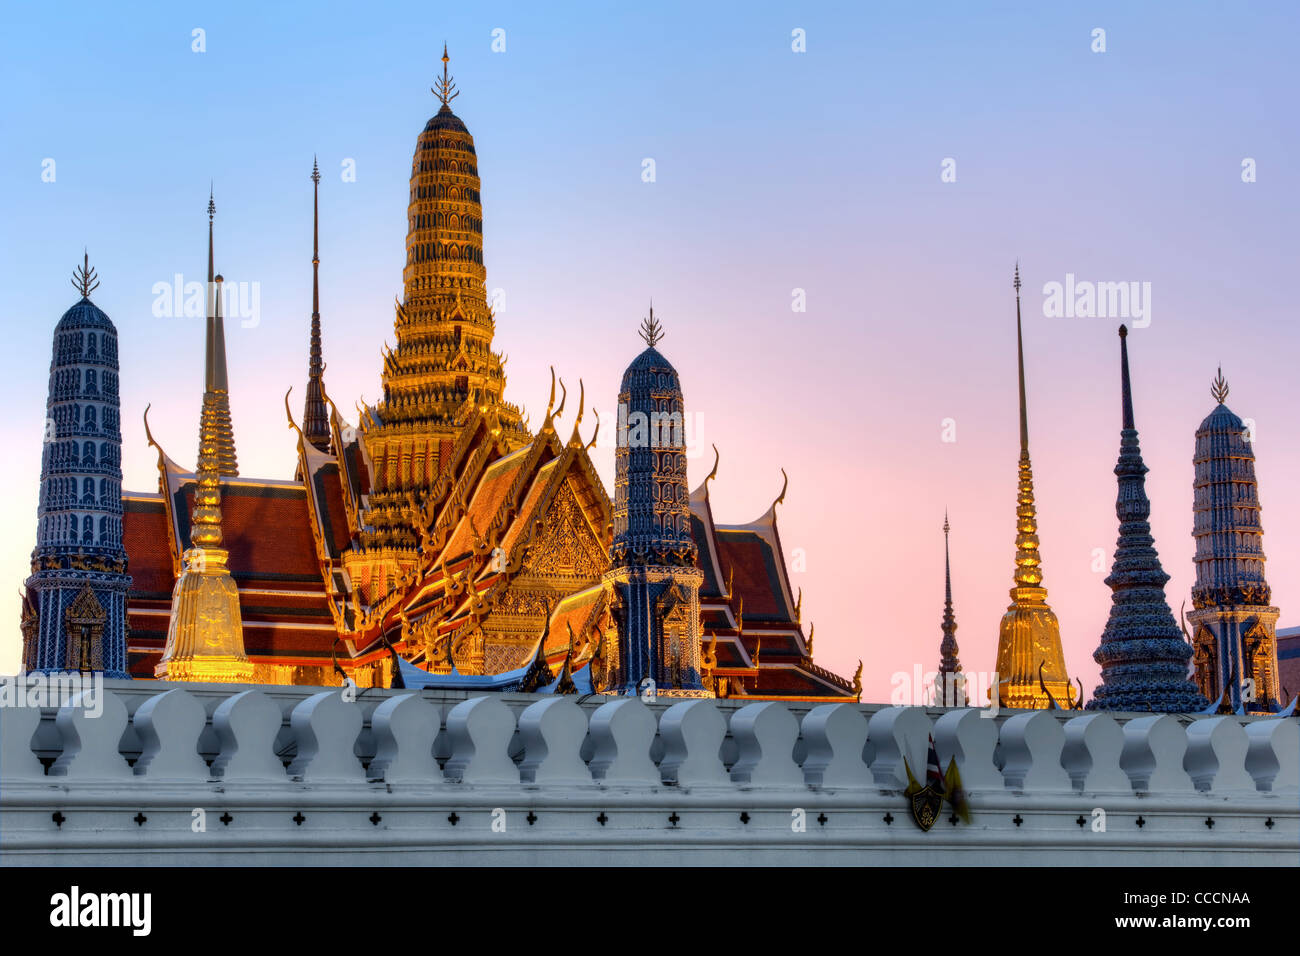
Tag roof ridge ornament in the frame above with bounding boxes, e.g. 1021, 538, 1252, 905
433, 43, 459, 107
639, 302, 664, 347
1210, 366, 1230, 405
71, 250, 99, 299
704, 443, 719, 489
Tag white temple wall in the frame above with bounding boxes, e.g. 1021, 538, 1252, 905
1, 680, 1294, 866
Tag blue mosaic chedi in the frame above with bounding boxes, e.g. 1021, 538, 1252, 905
1185, 370, 1281, 713
20, 257, 131, 677
1088, 326, 1205, 712
602, 308, 708, 696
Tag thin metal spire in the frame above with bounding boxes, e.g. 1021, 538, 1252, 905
1014, 261, 1028, 452
938, 510, 961, 701
1118, 324, 1134, 430
303, 156, 330, 452
433, 43, 459, 107
201, 189, 238, 476
943, 510, 952, 606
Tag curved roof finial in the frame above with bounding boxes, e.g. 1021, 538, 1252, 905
771, 468, 788, 511
584, 408, 600, 452
142, 403, 165, 458
1210, 366, 1230, 405
704, 443, 720, 488
433, 43, 459, 107
639, 302, 664, 347
284, 386, 303, 438
553, 377, 567, 423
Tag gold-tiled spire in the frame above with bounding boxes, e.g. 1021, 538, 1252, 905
995, 264, 1074, 709
203, 189, 239, 476
155, 248, 252, 681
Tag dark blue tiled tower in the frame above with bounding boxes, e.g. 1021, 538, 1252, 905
20, 256, 131, 677
602, 307, 709, 697
1186, 370, 1281, 713
1087, 326, 1204, 712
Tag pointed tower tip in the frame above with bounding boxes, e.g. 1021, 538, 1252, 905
434, 44, 458, 106
1014, 266, 1029, 452
1119, 323, 1135, 430
1013, 261, 1022, 294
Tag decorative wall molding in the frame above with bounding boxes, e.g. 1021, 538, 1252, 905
2, 680, 1295, 865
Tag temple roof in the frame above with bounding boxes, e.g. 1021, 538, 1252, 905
423, 105, 469, 135
1197, 401, 1246, 434
55, 297, 115, 332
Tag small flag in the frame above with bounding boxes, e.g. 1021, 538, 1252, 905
925, 734, 944, 791
944, 757, 971, 824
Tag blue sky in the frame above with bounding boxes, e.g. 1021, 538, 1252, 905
3, 1, 1298, 697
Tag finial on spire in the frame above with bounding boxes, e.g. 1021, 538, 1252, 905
639, 303, 664, 347
1118, 324, 1135, 430
1210, 366, 1229, 405
311, 155, 320, 185
71, 251, 99, 298
433, 43, 459, 107
1014, 263, 1029, 452
943, 508, 950, 536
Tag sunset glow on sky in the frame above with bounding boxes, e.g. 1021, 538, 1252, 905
3, 2, 1297, 701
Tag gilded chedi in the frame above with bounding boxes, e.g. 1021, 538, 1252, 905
995, 266, 1074, 709
152, 199, 252, 682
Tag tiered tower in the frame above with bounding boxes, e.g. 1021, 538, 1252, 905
1087, 327, 1205, 712
936, 513, 964, 706
995, 265, 1074, 709
154, 202, 252, 682
21, 255, 131, 677
350, 48, 528, 603
602, 309, 709, 697
302, 157, 331, 453
1185, 370, 1281, 713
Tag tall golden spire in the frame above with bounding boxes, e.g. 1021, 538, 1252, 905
203, 189, 239, 476
995, 264, 1073, 709
156, 269, 252, 680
